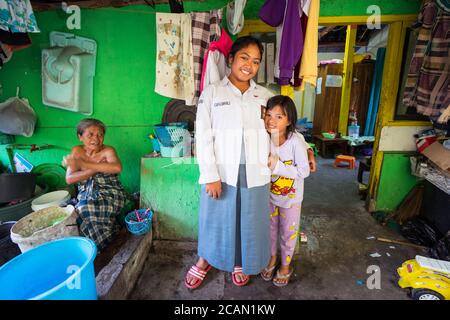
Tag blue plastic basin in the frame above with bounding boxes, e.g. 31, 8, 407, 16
0, 237, 97, 300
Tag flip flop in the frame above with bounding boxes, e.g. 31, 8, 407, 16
272, 268, 294, 287
260, 264, 277, 281
185, 264, 212, 290
232, 266, 250, 287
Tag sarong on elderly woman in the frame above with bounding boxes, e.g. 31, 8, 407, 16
76, 172, 126, 250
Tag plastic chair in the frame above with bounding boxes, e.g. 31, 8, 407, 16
334, 155, 356, 169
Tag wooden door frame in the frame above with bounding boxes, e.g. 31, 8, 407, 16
239, 15, 431, 205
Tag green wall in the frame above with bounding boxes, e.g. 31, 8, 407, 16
375, 153, 419, 211
0, 0, 421, 193
140, 157, 199, 240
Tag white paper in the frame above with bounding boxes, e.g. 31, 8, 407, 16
266, 42, 275, 85
316, 77, 322, 94
257, 42, 266, 84
325, 75, 343, 87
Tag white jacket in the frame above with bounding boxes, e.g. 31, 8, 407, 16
196, 77, 274, 188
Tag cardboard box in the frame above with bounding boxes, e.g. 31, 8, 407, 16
422, 141, 450, 171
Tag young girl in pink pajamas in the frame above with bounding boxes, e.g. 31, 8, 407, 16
261, 95, 310, 287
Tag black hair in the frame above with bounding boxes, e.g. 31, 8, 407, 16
229, 36, 264, 59
266, 95, 297, 138
77, 118, 106, 136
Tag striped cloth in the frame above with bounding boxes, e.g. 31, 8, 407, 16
76, 173, 127, 250
190, 10, 222, 106
402, 0, 450, 118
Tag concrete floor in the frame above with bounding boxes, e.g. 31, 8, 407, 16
130, 157, 424, 300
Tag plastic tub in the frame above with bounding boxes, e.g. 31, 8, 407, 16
0, 237, 97, 300
31, 190, 70, 211
10, 205, 79, 253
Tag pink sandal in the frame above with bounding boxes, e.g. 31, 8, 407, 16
185, 264, 212, 290
231, 266, 250, 287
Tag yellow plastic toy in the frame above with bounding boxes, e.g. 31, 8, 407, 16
397, 255, 450, 300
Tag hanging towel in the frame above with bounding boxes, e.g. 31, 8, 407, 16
402, 0, 450, 118
260, 0, 309, 85
292, 13, 308, 87
299, 0, 320, 91
0, 0, 40, 33
226, 0, 247, 35
200, 28, 232, 93
191, 10, 222, 106
154, 13, 195, 104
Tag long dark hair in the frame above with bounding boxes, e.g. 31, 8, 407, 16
229, 36, 264, 60
266, 95, 297, 138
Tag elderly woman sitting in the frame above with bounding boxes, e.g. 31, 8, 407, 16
63, 118, 126, 250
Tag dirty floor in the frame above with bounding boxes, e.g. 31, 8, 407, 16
130, 157, 424, 300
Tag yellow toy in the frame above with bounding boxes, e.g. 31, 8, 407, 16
397, 255, 450, 300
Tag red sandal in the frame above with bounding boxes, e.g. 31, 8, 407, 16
185, 264, 212, 290
231, 266, 250, 287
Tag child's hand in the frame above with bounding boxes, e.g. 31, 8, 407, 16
307, 149, 316, 172
268, 154, 279, 170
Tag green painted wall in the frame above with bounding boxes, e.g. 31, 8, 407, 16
0, 0, 421, 193
375, 153, 419, 211
140, 157, 199, 240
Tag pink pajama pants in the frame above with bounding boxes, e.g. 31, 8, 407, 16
269, 202, 302, 266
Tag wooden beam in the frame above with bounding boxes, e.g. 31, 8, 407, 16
31, 0, 204, 11
368, 21, 406, 201
338, 24, 356, 136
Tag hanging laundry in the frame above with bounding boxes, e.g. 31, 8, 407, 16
402, 0, 450, 119
298, 0, 320, 91
0, 0, 40, 33
292, 14, 308, 87
226, 0, 247, 35
200, 28, 232, 93
190, 10, 222, 106
260, 0, 310, 86
154, 13, 195, 104
169, 0, 184, 13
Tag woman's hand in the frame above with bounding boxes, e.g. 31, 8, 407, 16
62, 155, 82, 171
205, 180, 222, 199
268, 154, 279, 170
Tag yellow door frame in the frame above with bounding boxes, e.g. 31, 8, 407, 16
338, 24, 357, 135
239, 15, 431, 205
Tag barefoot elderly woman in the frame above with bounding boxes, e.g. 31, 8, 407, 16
63, 118, 127, 250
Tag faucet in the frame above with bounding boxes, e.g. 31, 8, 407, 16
5, 144, 54, 173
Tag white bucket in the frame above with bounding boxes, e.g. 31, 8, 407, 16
31, 190, 70, 211
10, 205, 79, 253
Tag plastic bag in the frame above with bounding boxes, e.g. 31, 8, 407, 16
429, 231, 450, 262
400, 217, 442, 247
0, 90, 36, 137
